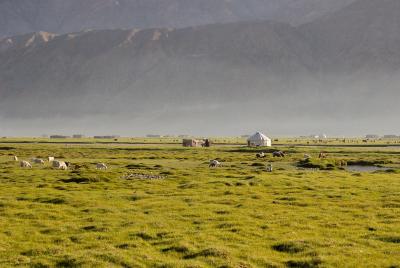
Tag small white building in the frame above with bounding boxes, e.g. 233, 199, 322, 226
247, 132, 272, 147
309, 134, 327, 139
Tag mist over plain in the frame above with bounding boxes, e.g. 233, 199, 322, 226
0, 0, 399, 136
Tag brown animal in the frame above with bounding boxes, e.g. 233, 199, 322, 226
273, 151, 285, 157
96, 163, 108, 170
319, 152, 327, 159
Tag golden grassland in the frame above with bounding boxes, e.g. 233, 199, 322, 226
0, 141, 399, 267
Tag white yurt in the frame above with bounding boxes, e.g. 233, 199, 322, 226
247, 132, 272, 147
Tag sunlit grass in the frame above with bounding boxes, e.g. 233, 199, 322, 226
0, 143, 399, 267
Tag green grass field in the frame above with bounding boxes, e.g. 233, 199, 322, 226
0, 141, 399, 267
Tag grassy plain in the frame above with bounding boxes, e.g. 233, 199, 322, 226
0, 140, 399, 267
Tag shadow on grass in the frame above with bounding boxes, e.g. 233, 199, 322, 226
55, 256, 81, 268
34, 197, 66, 204
272, 241, 308, 254
162, 245, 191, 254
184, 247, 229, 259
285, 258, 322, 268
60, 177, 104, 183
378, 236, 400, 243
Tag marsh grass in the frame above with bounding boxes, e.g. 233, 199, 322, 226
0, 142, 399, 267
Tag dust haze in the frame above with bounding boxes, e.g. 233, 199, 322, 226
0, 0, 399, 137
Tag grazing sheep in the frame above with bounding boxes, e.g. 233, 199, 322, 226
52, 160, 60, 168
209, 160, 221, 168
266, 164, 273, 172
53, 160, 68, 170
13, 156, 18, 161
20, 161, 32, 168
31, 158, 45, 165
319, 152, 327, 159
273, 151, 285, 157
48, 157, 55, 162
256, 152, 266, 158
59, 162, 68, 170
96, 163, 108, 170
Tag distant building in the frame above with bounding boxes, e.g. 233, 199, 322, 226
146, 134, 162, 138
383, 135, 398, 139
366, 134, 380, 139
94, 135, 120, 139
247, 132, 272, 147
182, 139, 203, 147
73, 134, 85, 138
50, 135, 70, 139
319, 134, 328, 139
309, 134, 327, 139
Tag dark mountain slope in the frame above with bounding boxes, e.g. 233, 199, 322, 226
1, 0, 400, 135
0, 0, 354, 37
301, 0, 400, 74
0, 21, 317, 117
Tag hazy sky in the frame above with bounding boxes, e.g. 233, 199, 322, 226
0, 0, 399, 137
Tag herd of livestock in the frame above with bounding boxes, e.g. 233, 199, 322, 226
12, 150, 327, 171
13, 155, 107, 170
209, 150, 320, 168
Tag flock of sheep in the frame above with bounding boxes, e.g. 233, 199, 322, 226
256, 151, 287, 158
257, 151, 325, 160
13, 156, 108, 170
13, 150, 324, 173
209, 151, 290, 169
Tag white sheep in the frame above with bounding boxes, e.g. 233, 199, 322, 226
20, 161, 32, 168
53, 160, 67, 170
96, 163, 108, 170
209, 160, 221, 168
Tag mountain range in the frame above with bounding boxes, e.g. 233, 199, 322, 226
0, 0, 355, 37
0, 0, 399, 136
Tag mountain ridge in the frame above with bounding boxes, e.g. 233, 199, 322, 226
0, 0, 399, 135
0, 0, 355, 38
